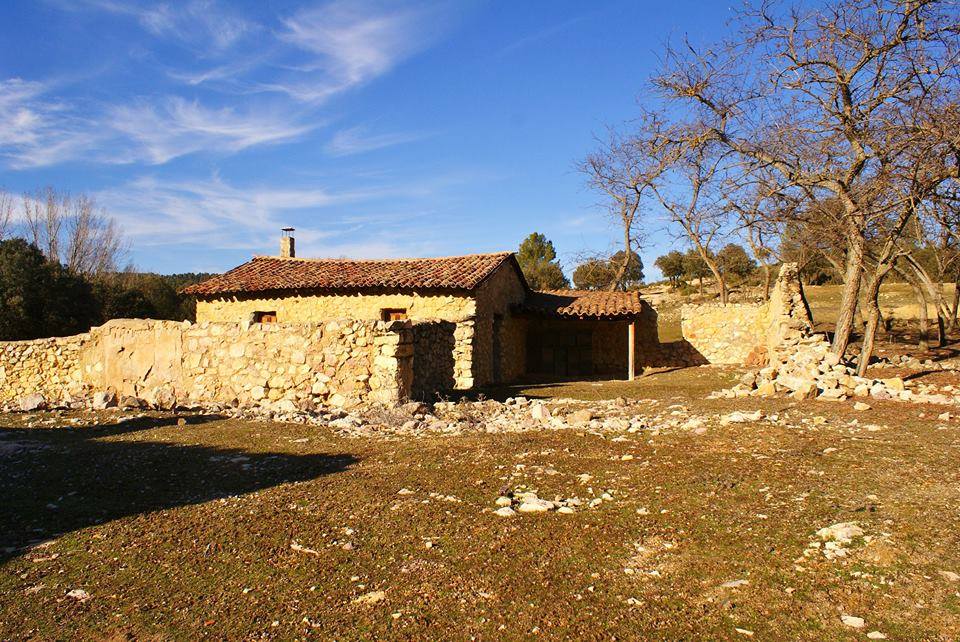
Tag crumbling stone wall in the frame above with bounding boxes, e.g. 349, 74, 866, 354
0, 318, 413, 409
679, 263, 814, 366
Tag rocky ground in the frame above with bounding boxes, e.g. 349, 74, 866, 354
2, 364, 960, 640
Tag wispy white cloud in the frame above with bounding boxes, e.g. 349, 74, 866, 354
108, 98, 318, 164
98, 175, 335, 239
95, 173, 450, 266
495, 15, 591, 58
0, 78, 103, 169
324, 125, 427, 156
3, 1, 461, 169
67, 0, 252, 51
252, 0, 458, 104
0, 80, 317, 168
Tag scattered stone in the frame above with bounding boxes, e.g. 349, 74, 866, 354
866, 632, 887, 640
494, 496, 513, 507
290, 541, 321, 556
817, 522, 864, 543
118, 395, 141, 410
720, 410, 763, 425
18, 394, 46, 412
939, 570, 960, 582
493, 507, 516, 517
568, 409, 595, 424
840, 615, 865, 629
353, 590, 385, 606
91, 390, 116, 410
530, 403, 551, 422
720, 579, 749, 588
517, 498, 553, 513
853, 402, 872, 411
66, 588, 90, 602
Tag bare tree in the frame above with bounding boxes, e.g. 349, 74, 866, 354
643, 134, 733, 304
579, 128, 647, 291
723, 173, 788, 299
0, 189, 14, 240
20, 187, 126, 277
651, 0, 959, 368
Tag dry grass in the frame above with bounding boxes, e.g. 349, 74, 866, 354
3, 366, 960, 640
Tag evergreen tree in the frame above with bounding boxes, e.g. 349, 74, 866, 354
516, 233, 570, 290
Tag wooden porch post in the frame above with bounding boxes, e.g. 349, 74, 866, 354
627, 320, 636, 381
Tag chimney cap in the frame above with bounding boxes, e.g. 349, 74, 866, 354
281, 227, 295, 234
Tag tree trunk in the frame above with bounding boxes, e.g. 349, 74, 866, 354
761, 262, 771, 300
857, 265, 892, 378
950, 275, 960, 331
832, 235, 865, 358
609, 214, 633, 292
912, 281, 929, 352
700, 252, 727, 304
901, 254, 948, 348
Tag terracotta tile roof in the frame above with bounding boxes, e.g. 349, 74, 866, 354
182, 252, 519, 296
518, 289, 649, 320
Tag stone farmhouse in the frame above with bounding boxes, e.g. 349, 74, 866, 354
182, 232, 663, 394
0, 226, 813, 412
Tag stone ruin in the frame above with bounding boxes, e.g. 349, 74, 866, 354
702, 263, 957, 404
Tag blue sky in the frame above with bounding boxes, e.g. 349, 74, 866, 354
0, 0, 736, 276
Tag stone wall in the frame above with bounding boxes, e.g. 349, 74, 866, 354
592, 308, 706, 373
0, 318, 413, 410
679, 304, 769, 365
0, 335, 88, 404
196, 289, 475, 325
679, 263, 814, 366
472, 263, 529, 386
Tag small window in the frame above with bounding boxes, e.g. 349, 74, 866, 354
381, 308, 408, 321
253, 311, 277, 324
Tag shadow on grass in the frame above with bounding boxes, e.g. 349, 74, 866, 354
0, 414, 357, 562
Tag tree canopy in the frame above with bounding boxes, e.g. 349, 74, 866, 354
516, 233, 570, 290
654, 250, 685, 287
0, 239, 98, 340
573, 251, 644, 290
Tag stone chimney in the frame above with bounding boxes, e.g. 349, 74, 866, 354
280, 227, 295, 258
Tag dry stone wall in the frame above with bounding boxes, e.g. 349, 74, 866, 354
0, 318, 413, 410
0, 335, 88, 406
680, 304, 768, 365
680, 263, 813, 366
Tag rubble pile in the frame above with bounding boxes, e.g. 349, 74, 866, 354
714, 332, 960, 405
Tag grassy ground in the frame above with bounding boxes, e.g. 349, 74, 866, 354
805, 283, 956, 328
3, 367, 960, 640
